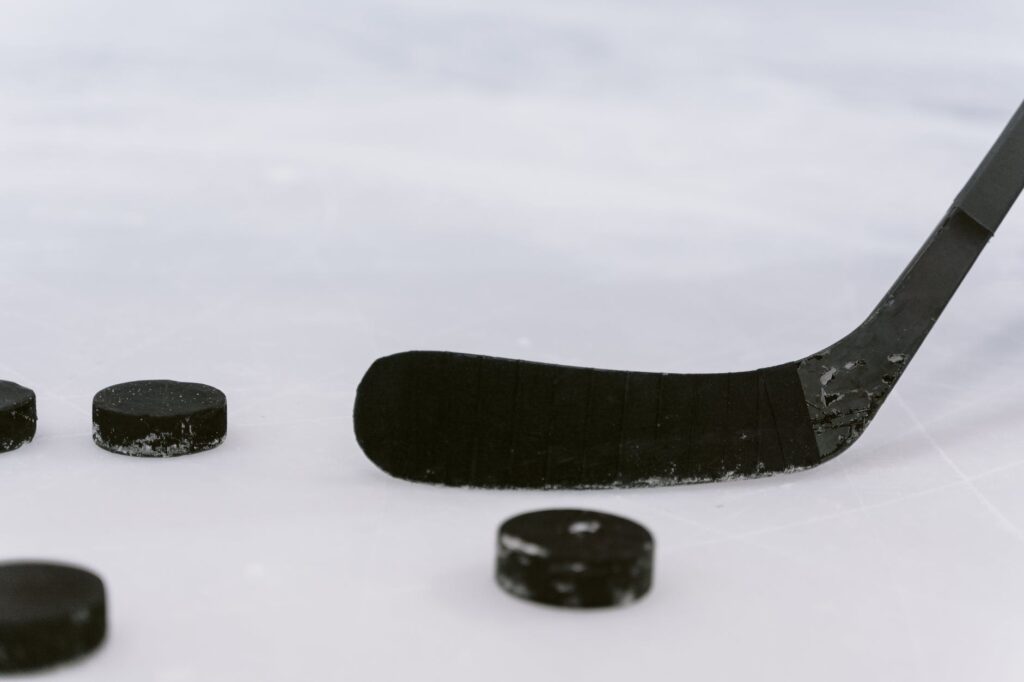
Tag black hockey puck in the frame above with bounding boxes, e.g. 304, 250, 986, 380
92, 380, 227, 457
496, 509, 654, 608
0, 380, 37, 453
0, 562, 106, 672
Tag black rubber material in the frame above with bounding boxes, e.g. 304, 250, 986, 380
0, 380, 37, 454
496, 509, 654, 608
355, 352, 819, 488
92, 380, 227, 457
0, 562, 106, 672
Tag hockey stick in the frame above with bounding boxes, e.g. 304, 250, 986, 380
354, 100, 1024, 489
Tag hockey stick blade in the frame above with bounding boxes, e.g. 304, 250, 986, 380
354, 100, 1024, 489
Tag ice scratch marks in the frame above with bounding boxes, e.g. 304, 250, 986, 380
895, 392, 1024, 547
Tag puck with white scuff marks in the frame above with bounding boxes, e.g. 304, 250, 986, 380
0, 380, 37, 453
496, 509, 654, 608
92, 380, 227, 457
0, 562, 106, 672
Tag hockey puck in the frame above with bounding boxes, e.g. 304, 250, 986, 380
92, 380, 227, 457
0, 380, 37, 453
0, 562, 106, 672
496, 509, 654, 608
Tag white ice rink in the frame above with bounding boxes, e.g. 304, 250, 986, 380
2, 1, 1024, 679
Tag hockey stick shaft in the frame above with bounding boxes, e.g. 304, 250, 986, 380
953, 99, 1024, 234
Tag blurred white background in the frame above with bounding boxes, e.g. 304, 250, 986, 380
2, 1, 1024, 680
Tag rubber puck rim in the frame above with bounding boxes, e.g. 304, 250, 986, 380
496, 508, 654, 609
0, 561, 106, 672
92, 379, 227, 457
0, 380, 37, 454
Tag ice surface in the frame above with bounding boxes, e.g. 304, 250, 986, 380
1, 1, 1024, 680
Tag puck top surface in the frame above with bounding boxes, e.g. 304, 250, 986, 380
0, 380, 34, 412
93, 380, 225, 417
0, 562, 104, 626
499, 509, 653, 564
496, 509, 654, 608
